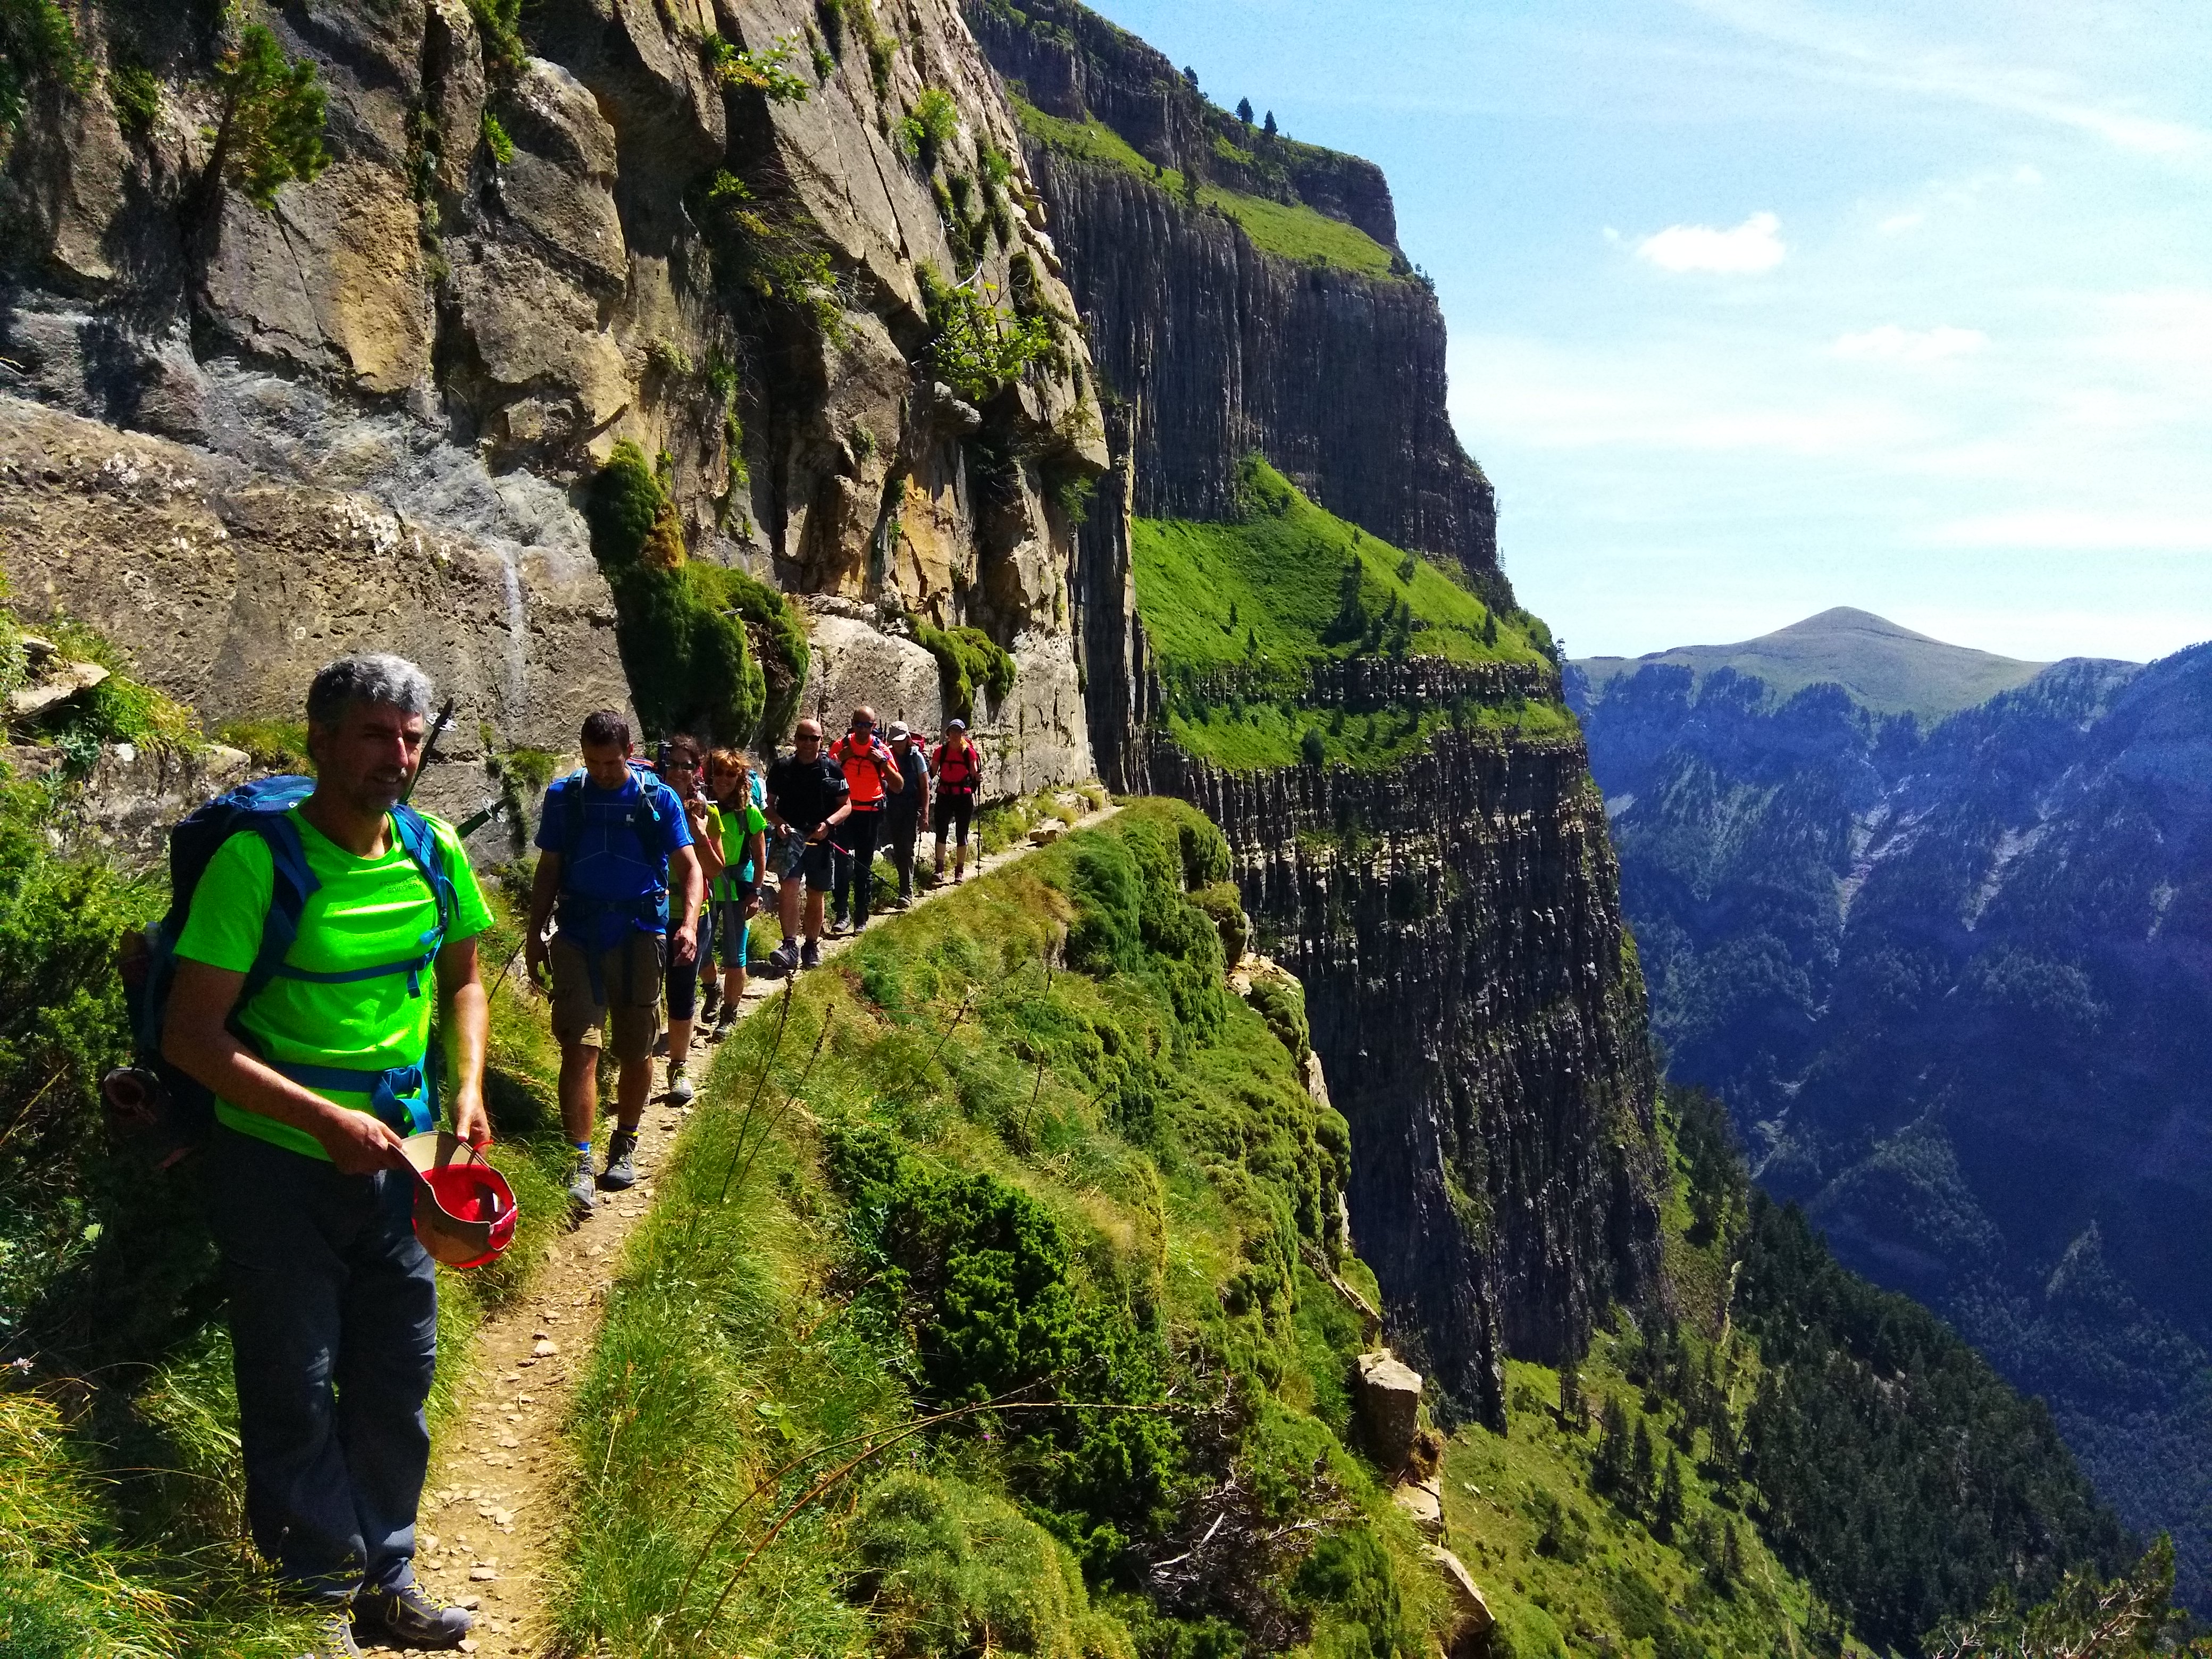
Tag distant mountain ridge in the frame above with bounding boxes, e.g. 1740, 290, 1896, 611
1574, 606, 2063, 722
1568, 632, 2212, 1611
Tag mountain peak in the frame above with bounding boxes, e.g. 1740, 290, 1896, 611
1575, 607, 2052, 721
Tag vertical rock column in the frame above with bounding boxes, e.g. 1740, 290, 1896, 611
1153, 730, 1664, 1423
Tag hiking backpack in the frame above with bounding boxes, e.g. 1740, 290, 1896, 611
117, 775, 458, 1162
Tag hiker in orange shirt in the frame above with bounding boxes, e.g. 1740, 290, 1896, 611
826, 705, 903, 934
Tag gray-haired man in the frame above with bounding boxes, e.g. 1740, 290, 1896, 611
163, 654, 493, 1657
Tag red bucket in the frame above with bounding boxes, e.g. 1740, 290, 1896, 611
403, 1133, 520, 1269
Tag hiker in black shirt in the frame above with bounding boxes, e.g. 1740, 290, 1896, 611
764, 717, 849, 971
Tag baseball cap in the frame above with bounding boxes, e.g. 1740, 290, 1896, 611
946, 717, 967, 732
886, 720, 910, 741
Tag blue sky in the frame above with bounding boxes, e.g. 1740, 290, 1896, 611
1078, 0, 2212, 664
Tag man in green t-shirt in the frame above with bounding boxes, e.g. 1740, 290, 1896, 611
163, 655, 493, 1659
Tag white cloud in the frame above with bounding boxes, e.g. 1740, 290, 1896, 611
1834, 324, 1989, 362
1878, 211, 1926, 236
1634, 211, 1787, 274
1925, 511, 2212, 552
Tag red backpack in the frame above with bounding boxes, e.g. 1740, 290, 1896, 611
934, 739, 982, 794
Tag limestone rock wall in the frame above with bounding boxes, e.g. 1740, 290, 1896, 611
967, 0, 1501, 587
1, 0, 1103, 792
1151, 731, 1664, 1422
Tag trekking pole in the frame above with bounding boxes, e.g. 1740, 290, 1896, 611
405, 698, 458, 804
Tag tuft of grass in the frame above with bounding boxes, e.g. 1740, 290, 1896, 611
214, 718, 312, 774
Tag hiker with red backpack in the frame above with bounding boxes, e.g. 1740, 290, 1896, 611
932, 718, 984, 883
524, 711, 702, 1208
159, 655, 493, 1657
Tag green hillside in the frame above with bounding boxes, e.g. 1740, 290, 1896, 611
1012, 98, 1402, 279
1133, 457, 1565, 771
551, 802, 1457, 1656
1574, 608, 2055, 723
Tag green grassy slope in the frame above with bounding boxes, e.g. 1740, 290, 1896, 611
1132, 457, 1566, 772
1574, 608, 2056, 723
1013, 99, 1402, 279
550, 802, 1457, 1657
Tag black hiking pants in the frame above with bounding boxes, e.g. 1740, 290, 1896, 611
206, 1123, 437, 1607
832, 807, 883, 927
885, 809, 922, 898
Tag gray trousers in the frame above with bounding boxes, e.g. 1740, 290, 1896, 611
205, 1123, 437, 1604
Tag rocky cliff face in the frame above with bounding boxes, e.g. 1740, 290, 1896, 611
1, 0, 1107, 810
963, 4, 1659, 1421
966, 0, 1501, 591
1152, 717, 1661, 1421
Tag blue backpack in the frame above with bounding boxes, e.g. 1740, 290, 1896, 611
127, 775, 458, 1151
548, 762, 680, 996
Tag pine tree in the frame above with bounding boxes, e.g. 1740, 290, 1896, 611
1263, 109, 1278, 136
1722, 1520, 1744, 1586
1655, 1450, 1685, 1540
1594, 1396, 1631, 1495
1559, 1358, 1586, 1432
1481, 608, 1498, 648
1236, 96, 1253, 124
1630, 1418, 1656, 1512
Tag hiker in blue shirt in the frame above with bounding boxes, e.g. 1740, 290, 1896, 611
524, 710, 701, 1208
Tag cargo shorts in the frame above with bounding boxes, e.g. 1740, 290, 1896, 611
549, 931, 665, 1064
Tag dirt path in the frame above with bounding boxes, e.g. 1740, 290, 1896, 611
361, 801, 1115, 1657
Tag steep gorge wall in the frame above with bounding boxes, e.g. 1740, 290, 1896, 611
968, 1, 1661, 1419
966, 0, 1501, 588
1, 0, 1106, 816
1154, 726, 1661, 1420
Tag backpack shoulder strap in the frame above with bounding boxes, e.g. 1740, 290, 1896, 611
391, 806, 455, 934
240, 811, 317, 1011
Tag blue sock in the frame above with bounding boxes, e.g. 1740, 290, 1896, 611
573, 1139, 592, 1159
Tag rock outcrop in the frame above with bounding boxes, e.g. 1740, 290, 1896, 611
967, 0, 1501, 588
2, 0, 1108, 791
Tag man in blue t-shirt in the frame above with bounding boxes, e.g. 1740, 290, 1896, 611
525, 710, 701, 1205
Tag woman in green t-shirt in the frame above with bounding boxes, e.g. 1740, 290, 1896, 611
708, 747, 769, 1037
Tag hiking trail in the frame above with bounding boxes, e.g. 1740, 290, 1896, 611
359, 801, 1117, 1657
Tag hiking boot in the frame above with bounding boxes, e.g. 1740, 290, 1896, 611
354, 1581, 472, 1649
830, 910, 849, 936
567, 1151, 598, 1213
601, 1129, 640, 1191
297, 1607, 362, 1659
667, 1062, 695, 1105
699, 986, 721, 1024
800, 938, 822, 970
713, 1006, 740, 1039
767, 940, 800, 974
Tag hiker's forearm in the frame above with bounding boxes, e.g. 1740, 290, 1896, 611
526, 851, 560, 941
166, 1020, 363, 1141
673, 847, 704, 925
438, 942, 490, 1101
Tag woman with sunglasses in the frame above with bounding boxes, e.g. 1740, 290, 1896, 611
705, 747, 768, 1036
